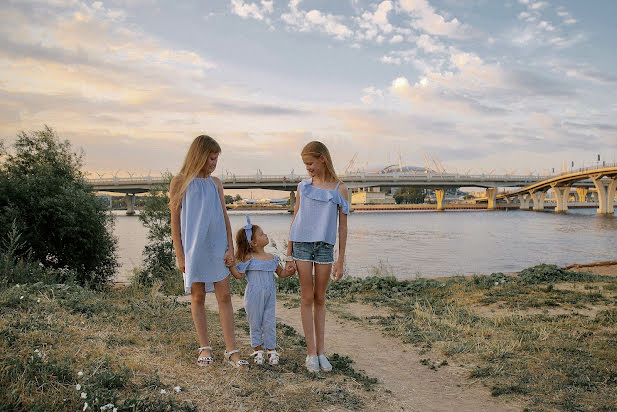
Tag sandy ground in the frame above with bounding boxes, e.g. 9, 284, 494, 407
177, 294, 523, 411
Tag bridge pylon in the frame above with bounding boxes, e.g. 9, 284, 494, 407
591, 176, 617, 214
530, 190, 546, 211
486, 188, 497, 210
518, 194, 531, 210
576, 188, 588, 203
551, 184, 571, 213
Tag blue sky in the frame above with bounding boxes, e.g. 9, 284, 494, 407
1, 0, 616, 178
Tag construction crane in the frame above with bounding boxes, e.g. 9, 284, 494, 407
344, 152, 358, 175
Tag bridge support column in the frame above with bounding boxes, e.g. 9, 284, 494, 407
551, 184, 571, 213
486, 188, 497, 210
518, 194, 531, 210
348, 188, 354, 213
576, 188, 588, 203
591, 177, 617, 214
434, 189, 445, 211
125, 193, 136, 215
530, 191, 546, 211
288, 191, 295, 213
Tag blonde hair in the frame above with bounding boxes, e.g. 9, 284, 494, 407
235, 225, 260, 262
171, 135, 221, 210
301, 141, 339, 182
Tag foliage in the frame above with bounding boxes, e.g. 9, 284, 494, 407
0, 126, 117, 288
224, 194, 234, 204
393, 187, 425, 204
134, 173, 184, 294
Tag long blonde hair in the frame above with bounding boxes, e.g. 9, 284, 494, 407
171, 135, 221, 210
301, 141, 339, 182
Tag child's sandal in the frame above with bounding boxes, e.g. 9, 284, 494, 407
224, 349, 249, 369
197, 346, 214, 367
252, 350, 265, 365
267, 350, 280, 366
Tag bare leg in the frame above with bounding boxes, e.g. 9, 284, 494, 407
214, 276, 243, 364
297, 260, 317, 356
190, 283, 211, 361
313, 263, 332, 355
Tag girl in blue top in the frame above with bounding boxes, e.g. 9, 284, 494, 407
228, 216, 294, 365
170, 135, 248, 369
286, 141, 349, 373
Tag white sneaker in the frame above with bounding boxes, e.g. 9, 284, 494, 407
318, 354, 332, 372
252, 350, 265, 365
305, 355, 320, 373
267, 350, 280, 365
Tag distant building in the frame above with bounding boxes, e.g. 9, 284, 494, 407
351, 187, 396, 205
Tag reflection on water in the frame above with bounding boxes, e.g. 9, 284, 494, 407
112, 208, 617, 282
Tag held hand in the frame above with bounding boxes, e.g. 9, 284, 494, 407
284, 261, 296, 276
223, 249, 234, 267
331, 260, 344, 282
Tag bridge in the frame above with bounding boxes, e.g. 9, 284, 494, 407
87, 166, 616, 215
491, 165, 617, 214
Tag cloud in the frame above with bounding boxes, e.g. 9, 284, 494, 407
230, 0, 274, 21
281, 0, 353, 40
398, 0, 469, 38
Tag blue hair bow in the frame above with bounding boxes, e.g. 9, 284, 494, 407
244, 215, 253, 243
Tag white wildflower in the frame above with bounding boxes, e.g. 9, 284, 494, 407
81, 392, 87, 399
160, 389, 167, 394
174, 386, 181, 393
16, 284, 20, 288
20, 296, 24, 300
76, 384, 82, 391
113, 408, 117, 412
78, 371, 84, 377
83, 402, 88, 411
34, 349, 42, 358
100, 403, 114, 411
494, 282, 499, 286
37, 298, 41, 303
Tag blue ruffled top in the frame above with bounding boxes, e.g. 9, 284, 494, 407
236, 255, 279, 289
289, 179, 349, 245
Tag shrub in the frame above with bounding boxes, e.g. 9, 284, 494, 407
0, 127, 117, 288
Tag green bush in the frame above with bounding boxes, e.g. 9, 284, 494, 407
0, 127, 118, 288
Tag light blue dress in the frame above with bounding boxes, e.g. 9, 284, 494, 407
236, 255, 279, 349
181, 177, 229, 294
289, 179, 350, 245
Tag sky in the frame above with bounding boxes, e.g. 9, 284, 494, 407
1, 0, 616, 181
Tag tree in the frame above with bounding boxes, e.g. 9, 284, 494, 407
224, 194, 234, 204
138, 173, 175, 277
393, 187, 425, 204
0, 126, 118, 288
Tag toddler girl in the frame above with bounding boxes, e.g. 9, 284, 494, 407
228, 216, 295, 365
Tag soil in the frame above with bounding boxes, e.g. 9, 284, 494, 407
189, 295, 523, 411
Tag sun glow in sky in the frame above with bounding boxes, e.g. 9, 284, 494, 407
1, 0, 616, 178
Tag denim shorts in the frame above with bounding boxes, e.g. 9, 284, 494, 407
292, 241, 335, 264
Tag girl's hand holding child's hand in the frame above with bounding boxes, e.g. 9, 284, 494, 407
223, 249, 234, 267
284, 261, 296, 276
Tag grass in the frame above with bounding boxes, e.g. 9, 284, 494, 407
0, 281, 381, 411
311, 264, 617, 412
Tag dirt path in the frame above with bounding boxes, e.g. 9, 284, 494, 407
194, 295, 522, 411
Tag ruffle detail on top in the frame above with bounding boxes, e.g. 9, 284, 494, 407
299, 179, 349, 215
235, 255, 279, 273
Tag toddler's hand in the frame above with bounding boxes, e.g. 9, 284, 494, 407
223, 250, 233, 266
284, 261, 296, 276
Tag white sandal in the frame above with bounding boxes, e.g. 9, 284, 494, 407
197, 346, 214, 367
252, 350, 265, 365
267, 350, 280, 366
224, 349, 249, 369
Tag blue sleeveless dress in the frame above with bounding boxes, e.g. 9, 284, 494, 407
181, 177, 229, 294
236, 255, 279, 349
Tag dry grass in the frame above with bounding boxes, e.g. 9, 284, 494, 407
325, 266, 617, 412
0, 281, 382, 411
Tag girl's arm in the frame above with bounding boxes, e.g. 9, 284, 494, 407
169, 176, 185, 272
213, 176, 234, 266
229, 265, 246, 280
285, 189, 301, 273
332, 182, 349, 282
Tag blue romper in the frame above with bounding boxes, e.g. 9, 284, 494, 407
236, 255, 279, 349
180, 177, 230, 294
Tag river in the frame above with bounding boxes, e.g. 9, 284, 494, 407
112, 209, 617, 283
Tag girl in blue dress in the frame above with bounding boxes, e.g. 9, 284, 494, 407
170, 135, 248, 369
286, 141, 349, 372
228, 216, 295, 365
